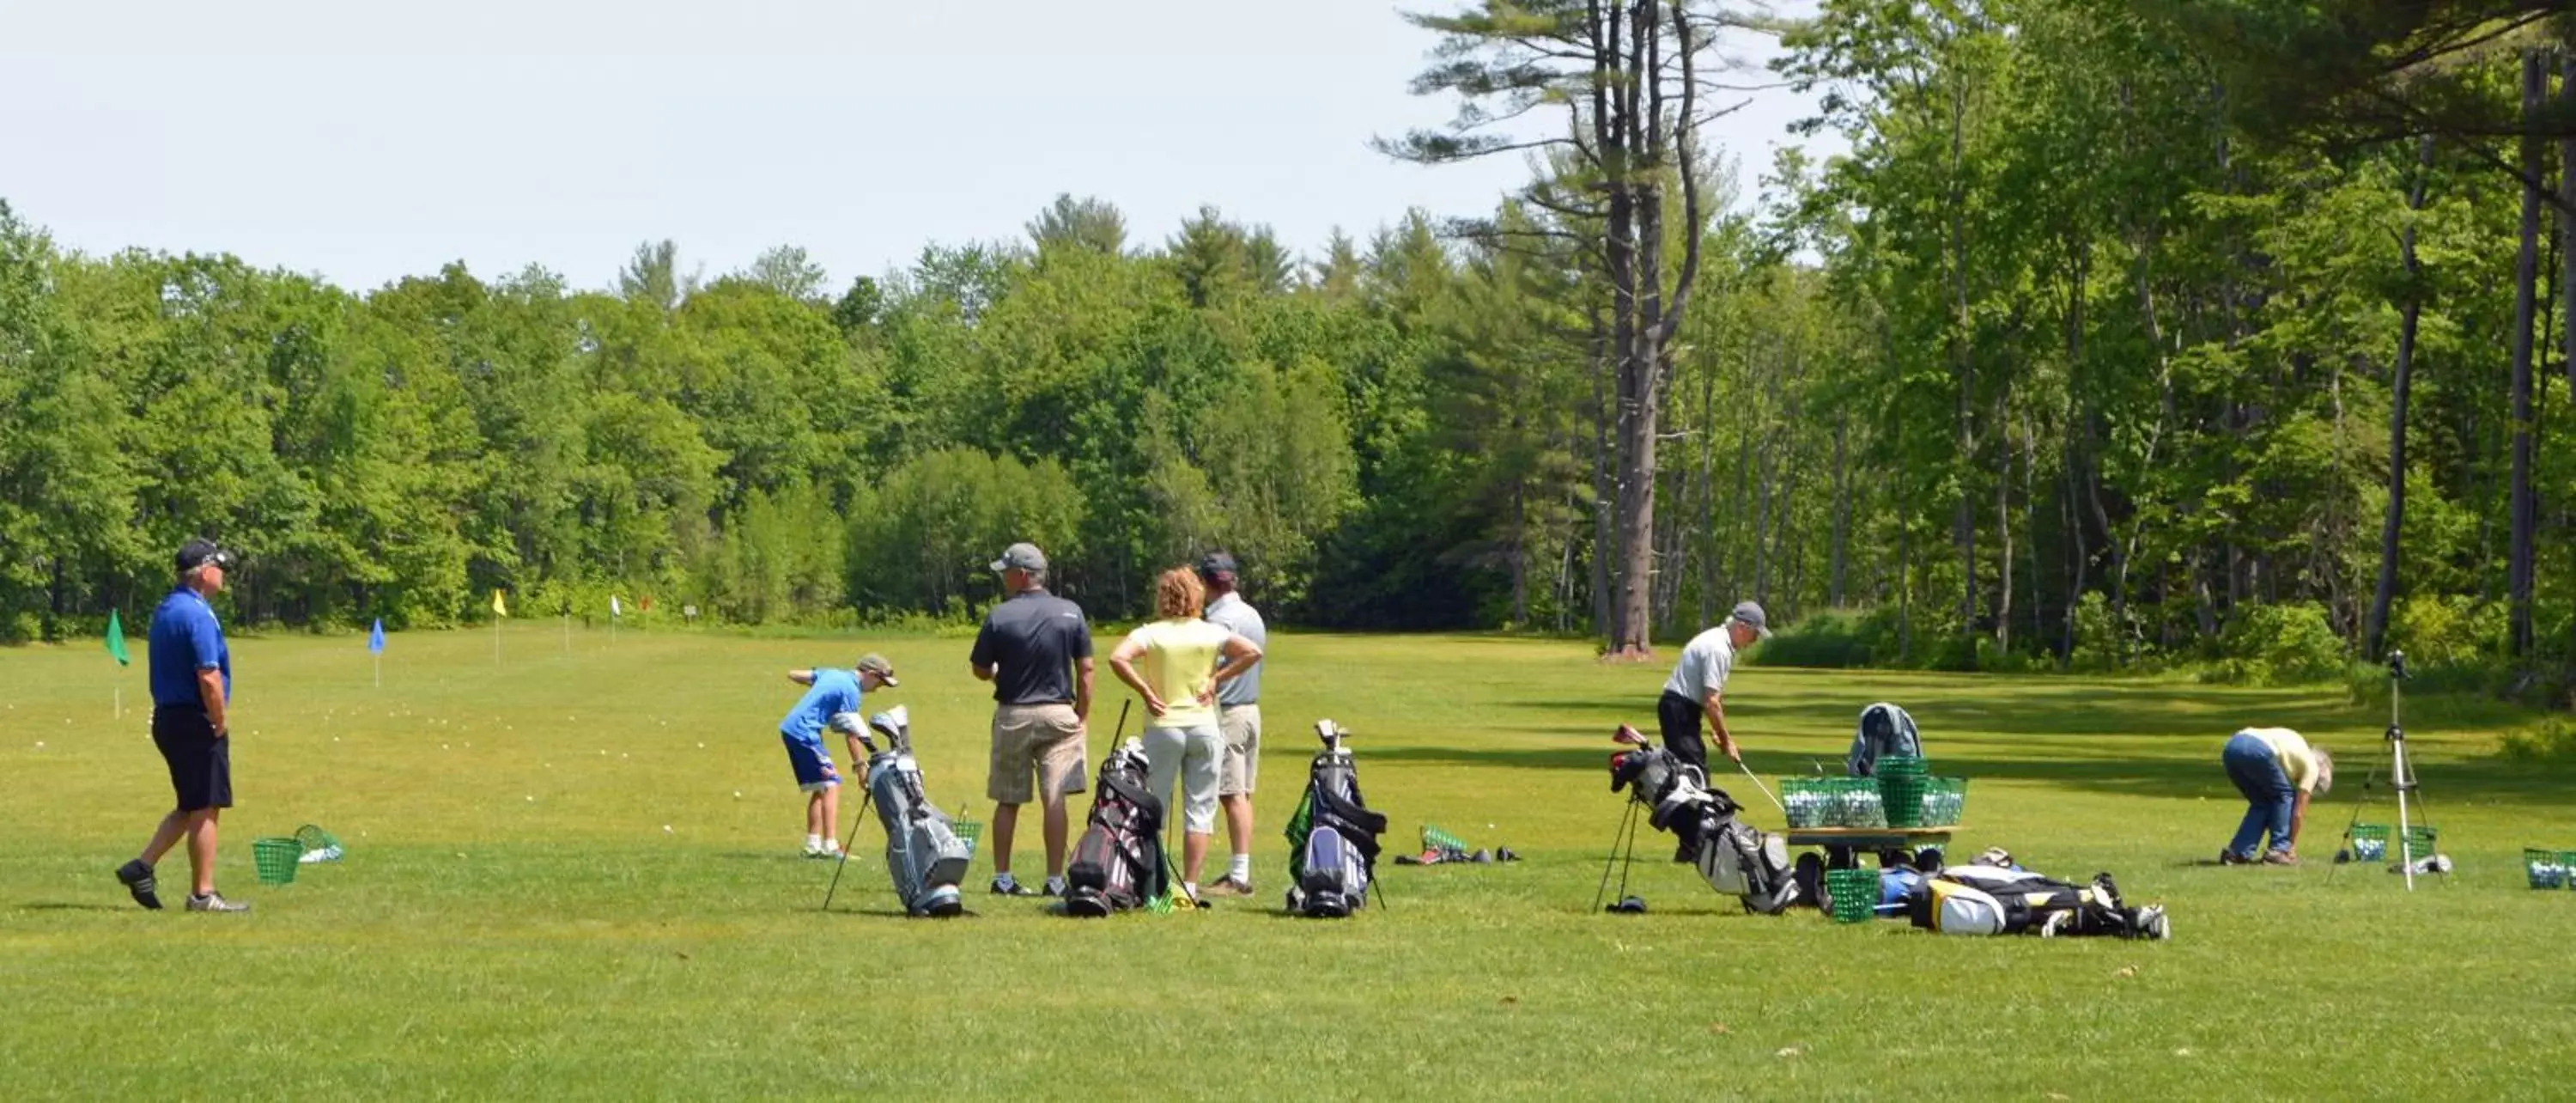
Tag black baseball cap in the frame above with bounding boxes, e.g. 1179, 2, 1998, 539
175, 539, 234, 573
1196, 551, 1239, 581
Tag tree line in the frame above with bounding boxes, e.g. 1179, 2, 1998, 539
3, 0, 2572, 698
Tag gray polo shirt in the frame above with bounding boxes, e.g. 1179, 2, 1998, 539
1204, 592, 1264, 707
1662, 625, 1736, 702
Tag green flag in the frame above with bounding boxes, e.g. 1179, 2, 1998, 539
105, 608, 130, 667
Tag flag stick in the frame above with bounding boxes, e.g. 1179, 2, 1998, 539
495, 616, 502, 664
114, 685, 121, 721
374, 653, 381, 689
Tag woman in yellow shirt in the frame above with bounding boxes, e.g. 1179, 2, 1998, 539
1109, 567, 1263, 903
2221, 727, 2335, 865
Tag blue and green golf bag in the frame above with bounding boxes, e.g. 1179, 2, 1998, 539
1284, 721, 1387, 917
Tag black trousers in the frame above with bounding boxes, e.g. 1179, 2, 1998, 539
1657, 691, 1705, 862
1657, 690, 1706, 772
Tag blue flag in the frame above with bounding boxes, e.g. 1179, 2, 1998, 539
368, 619, 386, 654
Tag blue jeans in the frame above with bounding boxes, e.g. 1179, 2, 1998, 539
2222, 732, 2293, 858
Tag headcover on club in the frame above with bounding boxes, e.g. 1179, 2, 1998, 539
868, 706, 911, 753
1607, 895, 1648, 914
829, 711, 878, 753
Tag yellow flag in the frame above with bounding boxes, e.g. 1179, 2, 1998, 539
492, 589, 508, 618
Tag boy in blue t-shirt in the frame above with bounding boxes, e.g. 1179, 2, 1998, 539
779, 654, 900, 857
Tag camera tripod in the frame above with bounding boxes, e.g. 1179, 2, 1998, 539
2330, 651, 2445, 889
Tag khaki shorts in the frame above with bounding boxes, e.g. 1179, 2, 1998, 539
987, 703, 1088, 804
1218, 704, 1261, 796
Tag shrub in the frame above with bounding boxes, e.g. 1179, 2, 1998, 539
2208, 601, 2348, 686
1753, 606, 1893, 668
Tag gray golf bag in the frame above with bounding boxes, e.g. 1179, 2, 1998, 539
1284, 721, 1388, 918
851, 708, 972, 917
1846, 702, 1923, 777
1608, 739, 1801, 914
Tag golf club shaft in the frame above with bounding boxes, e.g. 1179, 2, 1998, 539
820, 787, 874, 911
1735, 758, 1785, 814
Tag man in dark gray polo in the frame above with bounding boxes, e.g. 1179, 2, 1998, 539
116, 538, 251, 912
1197, 551, 1267, 895
969, 542, 1095, 898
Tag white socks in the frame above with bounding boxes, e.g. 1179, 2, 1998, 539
1230, 854, 1251, 881
805, 834, 822, 850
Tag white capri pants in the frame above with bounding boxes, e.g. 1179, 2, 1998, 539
1141, 722, 1223, 834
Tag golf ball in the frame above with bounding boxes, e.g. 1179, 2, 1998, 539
662, 825, 673, 833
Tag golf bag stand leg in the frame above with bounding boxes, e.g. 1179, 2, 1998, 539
820, 787, 875, 911
1594, 799, 1642, 913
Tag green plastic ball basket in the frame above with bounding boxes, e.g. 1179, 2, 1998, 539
294, 824, 343, 863
1917, 777, 1969, 827
1825, 868, 1878, 923
2349, 824, 2389, 862
252, 837, 302, 886
952, 820, 982, 862
2398, 826, 2439, 861
2527, 848, 2567, 891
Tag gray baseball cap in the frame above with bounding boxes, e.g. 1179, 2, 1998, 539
1730, 600, 1772, 638
854, 653, 899, 686
988, 542, 1048, 574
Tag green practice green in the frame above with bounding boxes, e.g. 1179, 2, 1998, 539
4, 627, 2571, 1098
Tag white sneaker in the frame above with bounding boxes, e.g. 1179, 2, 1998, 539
804, 843, 841, 859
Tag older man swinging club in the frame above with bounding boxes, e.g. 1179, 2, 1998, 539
1657, 600, 1771, 862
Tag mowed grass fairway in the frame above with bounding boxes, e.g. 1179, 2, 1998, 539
5, 626, 2573, 1100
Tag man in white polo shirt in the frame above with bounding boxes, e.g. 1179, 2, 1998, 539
1658, 601, 1770, 860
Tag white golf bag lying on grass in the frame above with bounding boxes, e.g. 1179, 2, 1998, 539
1906, 859, 2169, 940
1285, 721, 1388, 918
1607, 728, 1802, 914
839, 707, 973, 917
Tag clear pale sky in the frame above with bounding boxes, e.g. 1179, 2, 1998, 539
2, 0, 1831, 293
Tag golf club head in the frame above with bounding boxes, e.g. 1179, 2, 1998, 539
868, 706, 911, 753
1315, 719, 1346, 753
1607, 895, 1648, 914
829, 711, 879, 754
1611, 723, 1651, 748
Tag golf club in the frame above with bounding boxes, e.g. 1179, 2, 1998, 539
820, 784, 874, 912
1733, 758, 1785, 814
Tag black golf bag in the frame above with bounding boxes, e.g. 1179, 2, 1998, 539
859, 709, 973, 917
1846, 701, 1923, 777
1063, 739, 1170, 917
1608, 740, 1802, 914
1285, 721, 1388, 917
1905, 862, 2169, 939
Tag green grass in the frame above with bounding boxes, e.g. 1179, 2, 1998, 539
5, 625, 2573, 1099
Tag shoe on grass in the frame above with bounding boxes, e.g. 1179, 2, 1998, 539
185, 892, 250, 913
989, 874, 1035, 897
2262, 850, 2299, 867
2217, 850, 2251, 866
1042, 876, 1066, 899
115, 859, 161, 911
1209, 874, 1254, 896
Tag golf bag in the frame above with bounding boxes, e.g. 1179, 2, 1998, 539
1063, 740, 1169, 917
1285, 721, 1388, 917
1608, 741, 1801, 914
1905, 862, 2168, 939
858, 709, 973, 917
1846, 702, 1923, 777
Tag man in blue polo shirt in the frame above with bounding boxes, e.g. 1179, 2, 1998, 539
116, 539, 248, 912
777, 654, 901, 857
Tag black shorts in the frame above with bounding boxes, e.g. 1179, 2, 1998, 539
152, 705, 233, 812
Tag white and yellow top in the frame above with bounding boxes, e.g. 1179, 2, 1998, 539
2240, 727, 2324, 793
